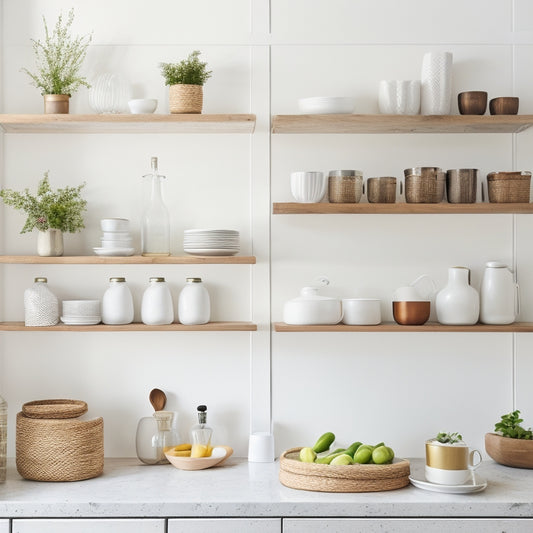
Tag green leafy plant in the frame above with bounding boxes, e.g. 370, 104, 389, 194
159, 50, 212, 86
494, 410, 533, 440
435, 431, 463, 444
21, 9, 92, 95
0, 173, 87, 233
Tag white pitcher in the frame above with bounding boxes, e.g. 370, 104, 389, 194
480, 261, 519, 325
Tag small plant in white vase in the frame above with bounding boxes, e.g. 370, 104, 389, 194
0, 172, 87, 256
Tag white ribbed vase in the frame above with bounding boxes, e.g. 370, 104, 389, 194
420, 52, 453, 115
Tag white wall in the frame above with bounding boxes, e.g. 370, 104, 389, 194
1, 0, 532, 460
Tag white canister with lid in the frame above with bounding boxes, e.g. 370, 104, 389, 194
102, 277, 134, 325
24, 277, 59, 326
480, 261, 519, 325
141, 277, 174, 325
178, 277, 210, 325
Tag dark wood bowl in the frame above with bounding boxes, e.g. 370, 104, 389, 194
458, 91, 487, 115
485, 432, 533, 468
489, 97, 519, 115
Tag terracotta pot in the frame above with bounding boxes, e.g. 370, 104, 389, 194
168, 84, 203, 114
43, 94, 70, 114
485, 432, 533, 469
37, 229, 64, 257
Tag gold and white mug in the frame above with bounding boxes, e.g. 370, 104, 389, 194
425, 440, 482, 485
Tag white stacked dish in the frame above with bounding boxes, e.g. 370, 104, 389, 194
183, 229, 240, 256
94, 218, 134, 256
298, 96, 355, 114
61, 299, 101, 325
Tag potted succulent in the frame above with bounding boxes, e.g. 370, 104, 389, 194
21, 9, 92, 114
159, 50, 212, 114
0, 172, 87, 256
485, 410, 533, 468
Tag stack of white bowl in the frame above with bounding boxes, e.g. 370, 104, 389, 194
183, 229, 240, 256
93, 218, 134, 256
61, 299, 101, 325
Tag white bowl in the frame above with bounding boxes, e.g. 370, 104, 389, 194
62, 299, 100, 317
128, 99, 157, 114
102, 231, 131, 240
342, 298, 382, 325
298, 97, 355, 114
101, 239, 133, 249
290, 171, 327, 203
100, 218, 129, 232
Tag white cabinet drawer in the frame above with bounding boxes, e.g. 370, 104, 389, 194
0, 520, 8, 533
284, 518, 533, 532
168, 518, 281, 532
12, 518, 165, 533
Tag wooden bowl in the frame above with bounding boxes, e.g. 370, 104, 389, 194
458, 91, 487, 115
485, 433, 533, 468
392, 301, 430, 325
489, 97, 519, 115
164, 445, 233, 471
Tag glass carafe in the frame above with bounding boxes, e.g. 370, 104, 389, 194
136, 410, 179, 465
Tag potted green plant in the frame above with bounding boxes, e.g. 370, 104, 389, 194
21, 9, 92, 114
0, 172, 87, 256
485, 410, 533, 468
159, 50, 212, 114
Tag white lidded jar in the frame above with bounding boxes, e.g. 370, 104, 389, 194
141, 277, 174, 325
480, 261, 519, 325
24, 277, 59, 326
178, 277, 210, 325
102, 277, 134, 325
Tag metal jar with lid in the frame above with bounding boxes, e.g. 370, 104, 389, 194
328, 170, 363, 203
23, 277, 59, 326
178, 277, 211, 325
141, 277, 174, 325
102, 277, 134, 325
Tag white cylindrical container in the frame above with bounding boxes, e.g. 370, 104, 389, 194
141, 277, 174, 325
480, 261, 518, 325
420, 52, 453, 115
24, 277, 60, 326
436, 267, 480, 325
102, 277, 134, 325
178, 277, 210, 325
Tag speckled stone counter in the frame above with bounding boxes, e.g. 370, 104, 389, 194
0, 457, 532, 518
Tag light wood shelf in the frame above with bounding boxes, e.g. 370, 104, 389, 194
274, 322, 533, 333
0, 321, 257, 332
271, 114, 533, 134
0, 114, 256, 134
273, 202, 533, 215
0, 255, 256, 265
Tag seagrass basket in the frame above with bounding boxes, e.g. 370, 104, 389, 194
279, 447, 410, 493
16, 399, 104, 482
404, 167, 446, 203
487, 172, 531, 203
328, 170, 363, 203
169, 84, 203, 114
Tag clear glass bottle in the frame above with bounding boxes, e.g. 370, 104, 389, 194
0, 394, 6, 482
135, 411, 179, 465
178, 277, 210, 325
191, 405, 213, 458
24, 277, 59, 326
141, 277, 174, 325
102, 277, 134, 325
142, 156, 170, 257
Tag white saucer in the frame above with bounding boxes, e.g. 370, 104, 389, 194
184, 248, 239, 256
409, 475, 487, 494
61, 316, 101, 326
93, 247, 135, 257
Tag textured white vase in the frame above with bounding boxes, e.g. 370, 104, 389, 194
420, 52, 453, 115
378, 80, 420, 115
436, 267, 479, 325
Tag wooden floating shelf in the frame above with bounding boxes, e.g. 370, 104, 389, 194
0, 255, 256, 265
272, 114, 533, 134
0, 114, 256, 134
273, 202, 533, 215
0, 321, 257, 332
274, 322, 533, 333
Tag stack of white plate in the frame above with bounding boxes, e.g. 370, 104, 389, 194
183, 229, 240, 256
61, 299, 101, 325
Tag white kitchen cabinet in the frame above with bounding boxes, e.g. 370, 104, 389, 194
283, 518, 533, 532
12, 518, 165, 533
168, 518, 281, 532
0, 520, 8, 533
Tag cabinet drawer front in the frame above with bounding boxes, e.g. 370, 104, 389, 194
12, 519, 165, 533
283, 518, 533, 532
0, 520, 8, 533
168, 518, 281, 532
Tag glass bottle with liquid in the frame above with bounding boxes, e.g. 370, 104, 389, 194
141, 156, 170, 257
0, 394, 7, 482
191, 405, 213, 458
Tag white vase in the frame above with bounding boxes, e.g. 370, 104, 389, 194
178, 277, 210, 325
436, 267, 479, 325
102, 277, 134, 325
378, 80, 420, 115
37, 229, 64, 257
420, 52, 453, 115
24, 277, 59, 326
141, 277, 174, 325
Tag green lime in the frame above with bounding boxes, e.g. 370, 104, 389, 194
353, 447, 372, 464
372, 445, 391, 464
330, 454, 354, 466
299, 447, 317, 463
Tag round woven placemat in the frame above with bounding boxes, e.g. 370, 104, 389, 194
22, 399, 88, 419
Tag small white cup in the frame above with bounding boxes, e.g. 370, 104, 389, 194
248, 432, 275, 463
378, 80, 421, 115
100, 218, 130, 232
342, 298, 381, 325
290, 171, 327, 203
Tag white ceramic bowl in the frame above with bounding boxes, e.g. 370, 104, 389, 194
342, 298, 382, 325
62, 299, 101, 317
100, 218, 129, 232
102, 231, 131, 240
128, 99, 158, 114
298, 97, 355, 114
101, 239, 133, 249
290, 171, 327, 203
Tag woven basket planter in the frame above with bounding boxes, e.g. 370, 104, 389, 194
43, 94, 70, 114
487, 172, 531, 203
279, 447, 410, 493
169, 84, 203, 114
16, 399, 103, 482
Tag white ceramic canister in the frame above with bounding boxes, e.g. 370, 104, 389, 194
24, 277, 59, 326
141, 277, 174, 325
178, 277, 210, 325
283, 281, 342, 325
436, 267, 480, 325
102, 277, 134, 325
480, 261, 519, 325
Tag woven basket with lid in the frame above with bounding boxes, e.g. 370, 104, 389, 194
16, 399, 103, 482
487, 171, 531, 203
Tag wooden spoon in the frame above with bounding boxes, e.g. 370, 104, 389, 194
149, 388, 167, 411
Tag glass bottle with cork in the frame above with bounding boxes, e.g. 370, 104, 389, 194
191, 405, 213, 458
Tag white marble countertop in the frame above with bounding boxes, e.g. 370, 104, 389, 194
0, 457, 532, 518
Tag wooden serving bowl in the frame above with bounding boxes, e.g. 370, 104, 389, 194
164, 445, 233, 471
485, 433, 533, 468
489, 97, 519, 115
458, 91, 487, 115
